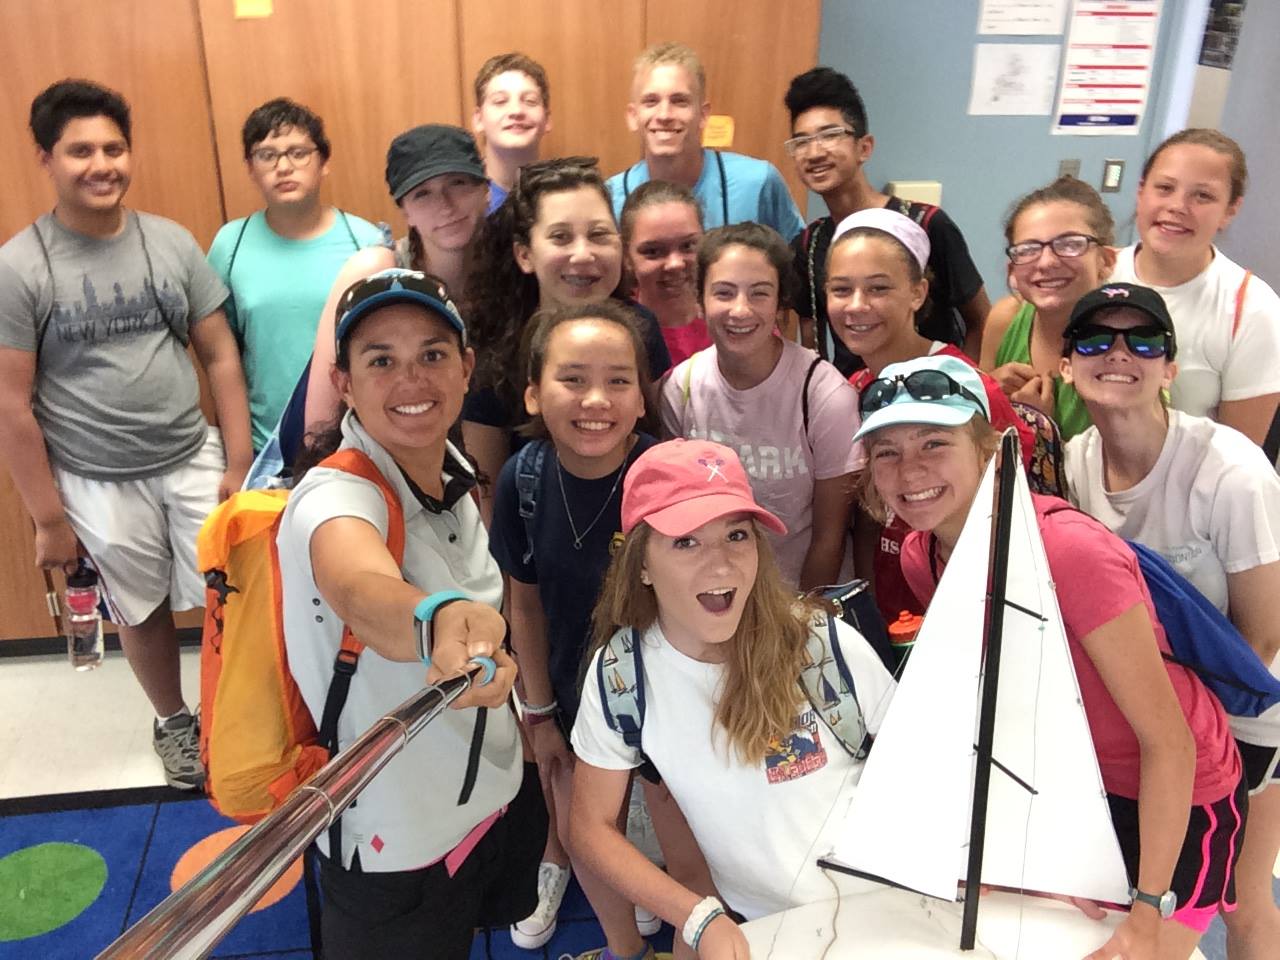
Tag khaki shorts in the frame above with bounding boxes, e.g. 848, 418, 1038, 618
55, 427, 225, 626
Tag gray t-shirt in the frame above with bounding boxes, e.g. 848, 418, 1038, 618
0, 211, 228, 480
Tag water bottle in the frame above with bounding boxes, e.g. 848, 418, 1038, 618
65, 565, 104, 671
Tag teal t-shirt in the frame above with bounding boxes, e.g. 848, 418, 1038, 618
207, 210, 386, 450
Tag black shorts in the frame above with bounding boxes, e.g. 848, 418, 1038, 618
1237, 738, 1280, 794
317, 762, 548, 960
1107, 773, 1248, 932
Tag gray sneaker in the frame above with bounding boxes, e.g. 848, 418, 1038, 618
153, 711, 206, 791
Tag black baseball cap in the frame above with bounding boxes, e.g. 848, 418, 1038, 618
335, 269, 467, 348
385, 124, 485, 201
1065, 283, 1177, 356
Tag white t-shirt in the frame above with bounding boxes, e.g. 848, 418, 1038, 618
278, 412, 522, 871
572, 617, 896, 920
1065, 410, 1280, 745
660, 339, 865, 585
1110, 245, 1280, 419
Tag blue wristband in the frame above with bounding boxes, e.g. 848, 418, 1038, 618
413, 590, 468, 667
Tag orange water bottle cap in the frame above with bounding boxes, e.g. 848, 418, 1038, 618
888, 610, 923, 645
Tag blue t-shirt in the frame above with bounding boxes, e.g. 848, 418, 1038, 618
607, 149, 805, 242
487, 181, 509, 215
489, 434, 658, 723
207, 210, 386, 450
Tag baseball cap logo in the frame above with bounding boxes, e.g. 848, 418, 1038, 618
1100, 286, 1130, 299
697, 456, 726, 482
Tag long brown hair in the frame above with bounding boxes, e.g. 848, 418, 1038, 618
590, 520, 821, 765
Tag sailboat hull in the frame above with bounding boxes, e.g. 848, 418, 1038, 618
741, 884, 1124, 958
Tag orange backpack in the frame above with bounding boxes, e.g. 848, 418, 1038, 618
196, 449, 404, 823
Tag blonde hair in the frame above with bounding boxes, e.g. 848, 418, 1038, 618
634, 41, 706, 101
590, 520, 820, 765
855, 417, 1000, 524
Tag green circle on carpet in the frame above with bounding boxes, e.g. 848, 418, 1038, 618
0, 842, 107, 941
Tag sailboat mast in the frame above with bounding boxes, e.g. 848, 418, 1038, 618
959, 430, 1022, 951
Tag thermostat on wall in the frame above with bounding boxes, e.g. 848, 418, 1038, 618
885, 180, 942, 206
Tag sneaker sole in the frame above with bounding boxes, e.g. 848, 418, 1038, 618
509, 918, 557, 950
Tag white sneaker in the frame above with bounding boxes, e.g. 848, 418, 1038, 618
511, 861, 571, 950
635, 903, 662, 936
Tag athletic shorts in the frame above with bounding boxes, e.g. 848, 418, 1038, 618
317, 762, 547, 960
1237, 739, 1280, 795
54, 427, 224, 626
1107, 773, 1248, 933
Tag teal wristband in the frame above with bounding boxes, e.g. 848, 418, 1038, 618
690, 906, 725, 951
413, 590, 468, 667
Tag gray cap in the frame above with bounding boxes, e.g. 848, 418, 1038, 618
385, 124, 486, 201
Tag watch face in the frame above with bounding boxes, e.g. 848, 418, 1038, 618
1159, 890, 1177, 919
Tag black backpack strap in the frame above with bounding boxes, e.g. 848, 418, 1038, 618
319, 639, 361, 863
800, 355, 822, 449
337, 209, 360, 250
515, 440, 547, 564
713, 149, 729, 224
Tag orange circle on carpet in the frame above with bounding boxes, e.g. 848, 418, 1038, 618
170, 826, 302, 913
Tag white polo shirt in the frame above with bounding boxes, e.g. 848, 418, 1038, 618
278, 411, 521, 872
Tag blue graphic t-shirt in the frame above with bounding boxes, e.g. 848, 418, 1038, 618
0, 212, 228, 480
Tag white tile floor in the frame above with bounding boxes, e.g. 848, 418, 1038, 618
0, 647, 200, 798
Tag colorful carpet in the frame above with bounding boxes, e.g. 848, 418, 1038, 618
0, 787, 671, 959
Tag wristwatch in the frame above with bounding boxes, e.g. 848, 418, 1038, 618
413, 590, 468, 666
1129, 886, 1177, 919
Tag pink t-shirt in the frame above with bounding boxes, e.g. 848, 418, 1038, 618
660, 315, 713, 367
660, 339, 864, 585
900, 495, 1239, 805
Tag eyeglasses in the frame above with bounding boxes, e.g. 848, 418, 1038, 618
784, 127, 857, 156
1005, 233, 1099, 265
250, 145, 319, 169
1069, 324, 1171, 359
859, 370, 986, 417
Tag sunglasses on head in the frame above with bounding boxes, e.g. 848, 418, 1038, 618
859, 369, 986, 417
1069, 324, 1171, 359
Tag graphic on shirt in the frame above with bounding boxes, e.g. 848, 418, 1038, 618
687, 427, 808, 482
51, 274, 179, 343
764, 708, 828, 783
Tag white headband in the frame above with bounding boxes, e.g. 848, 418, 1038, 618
831, 207, 931, 272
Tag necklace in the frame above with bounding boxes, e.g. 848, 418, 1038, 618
556, 454, 626, 550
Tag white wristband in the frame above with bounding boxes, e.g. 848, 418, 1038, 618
682, 895, 725, 950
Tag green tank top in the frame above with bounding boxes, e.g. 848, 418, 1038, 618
993, 301, 1092, 441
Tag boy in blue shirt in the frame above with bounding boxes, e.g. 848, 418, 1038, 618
607, 42, 804, 242
207, 98, 384, 451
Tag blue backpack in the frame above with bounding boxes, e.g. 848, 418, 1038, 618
598, 612, 874, 783
514, 440, 550, 564
1040, 503, 1280, 718
1127, 540, 1280, 718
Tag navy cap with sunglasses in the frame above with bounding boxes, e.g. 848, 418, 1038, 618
1064, 283, 1177, 360
335, 269, 467, 349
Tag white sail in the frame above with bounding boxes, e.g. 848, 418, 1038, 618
826, 454, 1130, 905
980, 467, 1130, 903
825, 461, 995, 900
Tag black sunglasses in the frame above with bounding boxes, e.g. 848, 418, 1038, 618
859, 369, 987, 417
1070, 324, 1171, 359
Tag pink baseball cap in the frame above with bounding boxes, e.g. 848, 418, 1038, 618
621, 439, 787, 537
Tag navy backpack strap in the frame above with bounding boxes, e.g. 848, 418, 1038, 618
515, 440, 548, 564
598, 627, 661, 782
800, 355, 822, 449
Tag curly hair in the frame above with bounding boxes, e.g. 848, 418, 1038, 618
463, 157, 618, 410
241, 97, 331, 161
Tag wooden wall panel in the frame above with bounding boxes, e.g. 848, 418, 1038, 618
0, 0, 224, 641
644, 0, 822, 205
0, 0, 225, 247
458, 0, 646, 182
197, 0, 464, 231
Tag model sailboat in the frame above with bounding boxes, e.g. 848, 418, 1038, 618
820, 431, 1130, 947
